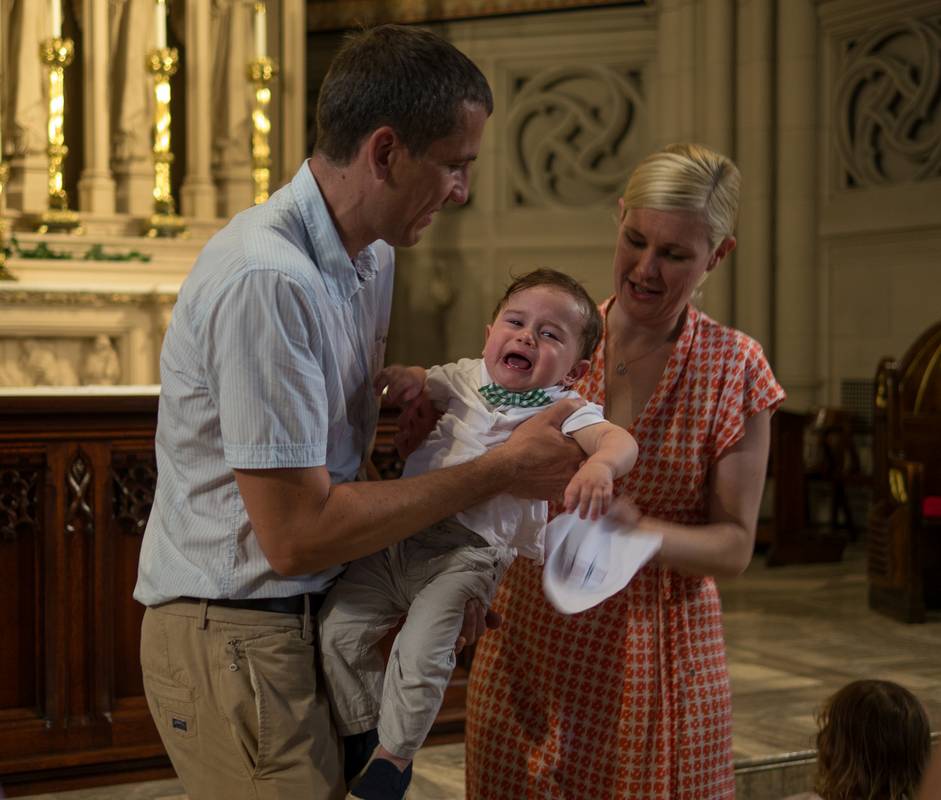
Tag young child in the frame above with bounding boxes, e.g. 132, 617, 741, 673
784, 679, 931, 800
319, 269, 638, 800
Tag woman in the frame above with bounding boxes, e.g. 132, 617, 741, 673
465, 143, 785, 799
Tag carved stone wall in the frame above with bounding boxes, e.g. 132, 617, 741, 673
835, 15, 941, 189
0, 231, 199, 387
818, 0, 941, 404
0, 285, 176, 387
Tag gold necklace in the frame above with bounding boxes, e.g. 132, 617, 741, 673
612, 340, 670, 376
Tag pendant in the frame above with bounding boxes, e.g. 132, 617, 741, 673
615, 362, 628, 376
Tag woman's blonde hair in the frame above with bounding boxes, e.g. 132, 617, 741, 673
621, 143, 741, 249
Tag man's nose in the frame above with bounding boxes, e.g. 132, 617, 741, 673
516, 328, 536, 346
449, 167, 470, 205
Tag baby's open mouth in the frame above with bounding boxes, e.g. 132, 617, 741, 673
503, 353, 532, 371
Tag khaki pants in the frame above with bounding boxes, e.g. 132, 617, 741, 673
141, 599, 344, 800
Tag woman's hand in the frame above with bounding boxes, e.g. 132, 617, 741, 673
605, 494, 644, 530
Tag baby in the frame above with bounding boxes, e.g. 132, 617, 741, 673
319, 269, 638, 800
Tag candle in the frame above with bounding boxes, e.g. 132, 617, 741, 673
50, 0, 62, 38
254, 2, 267, 58
155, 0, 167, 49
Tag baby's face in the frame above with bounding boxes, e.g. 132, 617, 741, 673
483, 285, 589, 392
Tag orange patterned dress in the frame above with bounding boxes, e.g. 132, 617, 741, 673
465, 302, 785, 800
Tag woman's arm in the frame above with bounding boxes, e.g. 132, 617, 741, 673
617, 409, 772, 578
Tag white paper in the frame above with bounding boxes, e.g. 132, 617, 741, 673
542, 512, 662, 614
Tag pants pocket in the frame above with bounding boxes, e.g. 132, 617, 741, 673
144, 674, 198, 739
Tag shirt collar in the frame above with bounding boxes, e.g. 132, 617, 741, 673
291, 160, 380, 304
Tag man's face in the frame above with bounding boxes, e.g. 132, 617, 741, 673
379, 101, 489, 247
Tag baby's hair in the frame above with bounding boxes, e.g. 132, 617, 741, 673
492, 269, 602, 362
815, 679, 931, 800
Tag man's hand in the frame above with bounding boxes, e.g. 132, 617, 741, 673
455, 598, 502, 655
499, 398, 586, 500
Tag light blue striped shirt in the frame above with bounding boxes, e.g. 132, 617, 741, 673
134, 162, 394, 606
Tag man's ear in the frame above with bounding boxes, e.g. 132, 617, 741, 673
482, 324, 492, 356
562, 359, 590, 387
365, 126, 399, 181
707, 236, 737, 271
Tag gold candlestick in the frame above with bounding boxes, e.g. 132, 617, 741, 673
145, 47, 186, 238
0, 160, 15, 280
248, 56, 278, 205
37, 36, 82, 234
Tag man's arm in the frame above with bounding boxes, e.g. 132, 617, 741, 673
235, 399, 585, 575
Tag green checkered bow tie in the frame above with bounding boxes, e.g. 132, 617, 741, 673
478, 383, 553, 408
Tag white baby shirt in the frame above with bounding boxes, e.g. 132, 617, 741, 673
401, 358, 606, 561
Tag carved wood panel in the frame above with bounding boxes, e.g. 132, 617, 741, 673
0, 396, 165, 792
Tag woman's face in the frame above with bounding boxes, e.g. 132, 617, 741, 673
612, 203, 733, 328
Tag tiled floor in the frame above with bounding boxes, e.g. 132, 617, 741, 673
14, 542, 940, 799
722, 541, 941, 760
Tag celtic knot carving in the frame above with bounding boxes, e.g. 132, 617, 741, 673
66, 453, 93, 535
836, 16, 941, 188
508, 64, 646, 207
0, 466, 40, 541
112, 456, 157, 535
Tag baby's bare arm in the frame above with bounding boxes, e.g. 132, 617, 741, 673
564, 422, 638, 519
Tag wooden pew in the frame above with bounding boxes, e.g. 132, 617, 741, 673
763, 409, 850, 566
868, 321, 941, 623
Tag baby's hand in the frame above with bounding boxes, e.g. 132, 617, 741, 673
563, 462, 615, 520
374, 365, 426, 407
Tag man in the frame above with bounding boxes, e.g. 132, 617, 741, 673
135, 24, 583, 800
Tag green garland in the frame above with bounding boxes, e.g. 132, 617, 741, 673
4, 236, 152, 263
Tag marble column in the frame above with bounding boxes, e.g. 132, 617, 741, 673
734, 0, 774, 351
111, 0, 156, 216
654, 0, 697, 146
79, 0, 117, 214
212, 0, 253, 218
181, 0, 216, 218
279, 0, 307, 180
698, 0, 736, 326
775, 0, 819, 409
6, 0, 52, 212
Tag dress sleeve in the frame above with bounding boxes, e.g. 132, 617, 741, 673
713, 335, 786, 459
